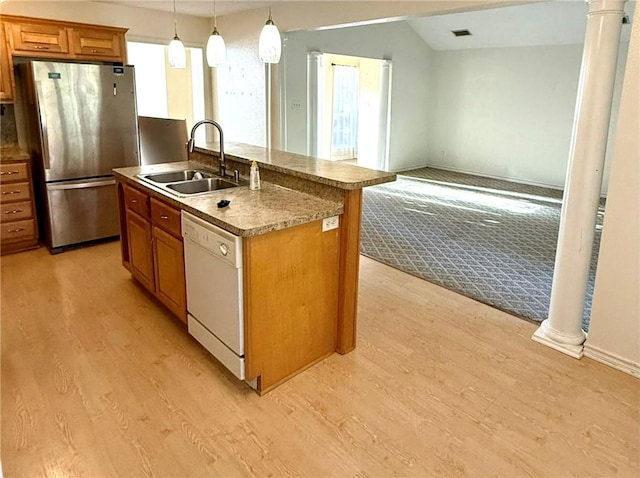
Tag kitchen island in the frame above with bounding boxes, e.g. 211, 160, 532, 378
114, 143, 395, 394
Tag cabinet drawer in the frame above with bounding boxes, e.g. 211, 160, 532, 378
1, 201, 32, 223
0, 182, 31, 202
123, 184, 149, 219
8, 22, 69, 55
70, 28, 123, 59
151, 198, 181, 238
0, 162, 29, 183
1, 218, 36, 243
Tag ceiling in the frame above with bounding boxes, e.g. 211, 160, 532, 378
407, 0, 636, 50
96, 0, 635, 49
96, 1, 286, 18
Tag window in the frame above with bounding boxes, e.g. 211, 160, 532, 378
331, 65, 359, 160
127, 41, 206, 143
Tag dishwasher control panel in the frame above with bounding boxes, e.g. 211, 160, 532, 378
181, 211, 242, 268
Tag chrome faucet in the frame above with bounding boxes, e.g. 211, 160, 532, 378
188, 119, 226, 177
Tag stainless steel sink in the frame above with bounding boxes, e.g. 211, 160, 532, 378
136, 168, 246, 197
139, 169, 213, 183
166, 178, 239, 194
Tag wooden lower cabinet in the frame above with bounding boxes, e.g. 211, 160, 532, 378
243, 220, 340, 394
0, 160, 39, 254
152, 225, 186, 321
116, 178, 342, 394
120, 182, 186, 323
126, 209, 154, 292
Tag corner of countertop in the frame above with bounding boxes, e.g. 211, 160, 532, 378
0, 145, 30, 162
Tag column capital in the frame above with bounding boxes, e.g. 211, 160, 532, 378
586, 0, 627, 15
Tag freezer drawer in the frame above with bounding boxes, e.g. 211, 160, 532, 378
45, 178, 119, 249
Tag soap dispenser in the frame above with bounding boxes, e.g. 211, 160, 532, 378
249, 161, 261, 190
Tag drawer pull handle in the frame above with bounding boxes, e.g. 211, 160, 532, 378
4, 209, 23, 214
131, 199, 138, 203
2, 190, 21, 195
91, 49, 100, 53
0, 171, 19, 176
7, 228, 26, 233
33, 45, 50, 50
159, 214, 169, 220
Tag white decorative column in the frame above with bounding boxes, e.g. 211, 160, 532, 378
533, 0, 627, 357
377, 59, 392, 171
307, 51, 323, 158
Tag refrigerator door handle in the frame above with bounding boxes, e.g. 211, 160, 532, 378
47, 179, 116, 191
35, 81, 51, 170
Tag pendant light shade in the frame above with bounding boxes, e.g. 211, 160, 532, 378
259, 8, 281, 64
168, 0, 186, 69
206, 0, 226, 67
169, 35, 187, 68
206, 29, 226, 66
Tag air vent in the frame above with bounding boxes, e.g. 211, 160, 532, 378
452, 29, 472, 37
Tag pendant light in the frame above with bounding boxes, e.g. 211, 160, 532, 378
206, 0, 226, 67
259, 6, 282, 64
168, 0, 186, 69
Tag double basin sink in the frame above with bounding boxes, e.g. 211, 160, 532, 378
137, 169, 245, 196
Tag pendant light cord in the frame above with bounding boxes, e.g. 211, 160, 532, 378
214, 0, 217, 28
173, 0, 178, 36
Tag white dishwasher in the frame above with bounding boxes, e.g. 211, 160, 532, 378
181, 211, 245, 379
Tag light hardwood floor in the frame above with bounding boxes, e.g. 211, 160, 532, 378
1, 241, 638, 477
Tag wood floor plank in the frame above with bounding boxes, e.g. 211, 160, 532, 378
1, 241, 638, 477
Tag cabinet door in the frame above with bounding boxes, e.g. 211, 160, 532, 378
152, 226, 187, 323
70, 27, 126, 62
126, 209, 154, 293
0, 23, 14, 102
7, 21, 69, 56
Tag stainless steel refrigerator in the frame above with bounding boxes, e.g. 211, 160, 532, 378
17, 61, 139, 253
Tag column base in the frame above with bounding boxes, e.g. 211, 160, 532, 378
532, 320, 586, 359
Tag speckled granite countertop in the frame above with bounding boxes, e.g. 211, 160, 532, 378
194, 142, 396, 190
114, 162, 344, 237
0, 146, 30, 162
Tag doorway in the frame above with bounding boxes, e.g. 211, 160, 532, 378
307, 53, 392, 170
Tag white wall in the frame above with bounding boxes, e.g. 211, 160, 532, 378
584, 4, 640, 377
0, 1, 210, 46
283, 21, 433, 172
217, 1, 518, 36
427, 42, 630, 191
214, 0, 515, 151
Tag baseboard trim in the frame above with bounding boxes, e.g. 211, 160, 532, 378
425, 163, 565, 191
583, 344, 640, 378
394, 163, 429, 173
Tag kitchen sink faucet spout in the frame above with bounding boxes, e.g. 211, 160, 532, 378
188, 120, 226, 177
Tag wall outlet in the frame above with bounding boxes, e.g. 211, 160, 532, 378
322, 216, 339, 232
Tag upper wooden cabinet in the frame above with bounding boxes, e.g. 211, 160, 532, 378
6, 20, 70, 56
1, 15, 128, 63
0, 23, 14, 102
69, 27, 125, 60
